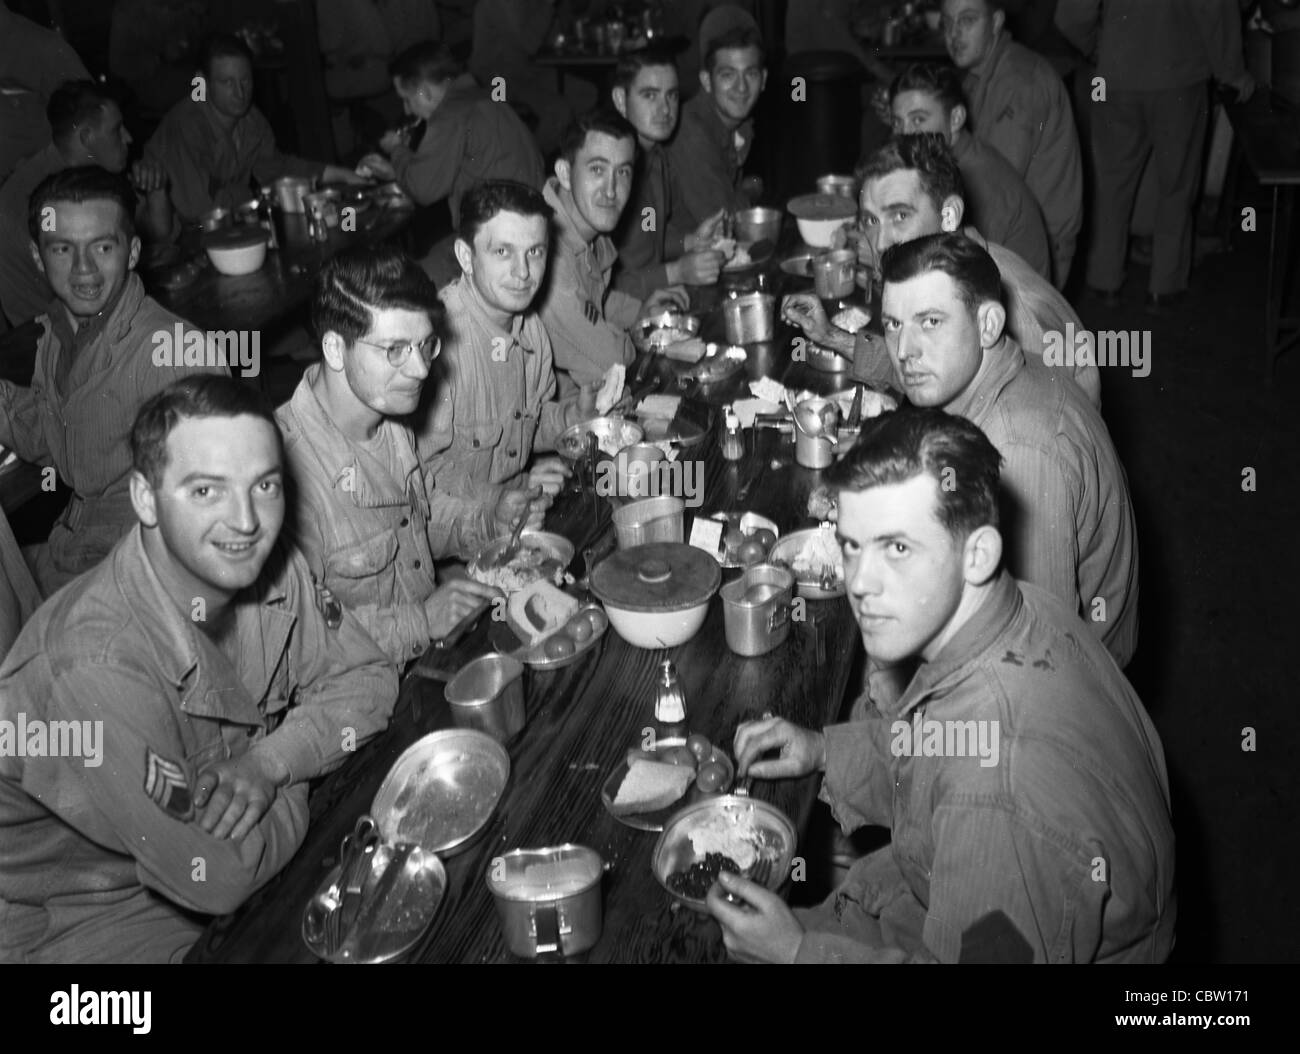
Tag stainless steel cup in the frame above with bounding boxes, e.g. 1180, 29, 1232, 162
486, 844, 604, 958
721, 563, 795, 656
612, 496, 685, 549
445, 653, 526, 742
813, 249, 857, 298
722, 293, 776, 344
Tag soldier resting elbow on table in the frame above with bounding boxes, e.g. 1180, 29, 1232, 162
712, 408, 1175, 964
277, 243, 541, 668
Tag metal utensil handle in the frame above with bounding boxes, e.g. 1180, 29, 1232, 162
432, 594, 494, 651
533, 902, 564, 958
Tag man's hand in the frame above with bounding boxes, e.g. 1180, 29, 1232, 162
323, 163, 368, 185
733, 716, 826, 779
683, 207, 729, 252
667, 249, 724, 286
378, 128, 405, 155
706, 871, 804, 963
527, 457, 571, 497
192, 751, 286, 841
129, 160, 167, 194
781, 292, 835, 344
494, 484, 547, 534
425, 578, 502, 640
643, 285, 690, 315
356, 154, 396, 181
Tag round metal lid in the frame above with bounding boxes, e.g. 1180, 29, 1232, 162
787, 192, 858, 220
590, 542, 722, 613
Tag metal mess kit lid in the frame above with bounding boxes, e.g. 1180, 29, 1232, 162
590, 542, 722, 613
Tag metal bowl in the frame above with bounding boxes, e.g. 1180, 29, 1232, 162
652, 794, 796, 912
371, 729, 510, 856
556, 415, 644, 460
769, 526, 845, 598
676, 342, 746, 385
469, 529, 574, 591
631, 310, 701, 353
733, 206, 782, 245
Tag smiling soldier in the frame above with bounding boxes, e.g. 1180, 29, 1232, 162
712, 408, 1175, 964
0, 166, 227, 596
0, 375, 397, 962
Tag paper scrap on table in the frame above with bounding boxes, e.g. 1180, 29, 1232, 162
688, 517, 724, 555
732, 398, 780, 428
595, 363, 625, 415
749, 377, 787, 404
636, 394, 681, 419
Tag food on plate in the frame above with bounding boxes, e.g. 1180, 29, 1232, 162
710, 236, 737, 260
663, 336, 707, 363
568, 617, 594, 643
585, 609, 609, 634
722, 244, 753, 271
830, 305, 871, 333
695, 761, 728, 794
749, 376, 787, 405
544, 634, 576, 659
595, 363, 625, 414
751, 527, 777, 550
470, 541, 566, 594
611, 759, 695, 813
667, 852, 740, 899
686, 734, 713, 763
737, 539, 768, 566
686, 809, 777, 871
660, 746, 698, 770
790, 524, 843, 581
506, 580, 580, 645
723, 525, 745, 550
807, 485, 837, 521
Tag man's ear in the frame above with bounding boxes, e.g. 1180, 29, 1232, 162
962, 524, 1002, 586
29, 241, 45, 276
128, 235, 141, 271
320, 330, 348, 372
975, 300, 1007, 347
130, 470, 159, 528
611, 86, 628, 119
699, 69, 712, 96
992, 9, 1006, 37
759, 68, 768, 93
453, 236, 473, 277
939, 195, 964, 232
950, 103, 967, 137
554, 157, 572, 192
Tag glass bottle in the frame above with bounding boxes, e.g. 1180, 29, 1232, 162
721, 406, 744, 461
652, 659, 688, 745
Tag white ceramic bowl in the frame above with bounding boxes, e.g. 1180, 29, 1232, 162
603, 599, 710, 649
796, 215, 852, 248
206, 236, 267, 276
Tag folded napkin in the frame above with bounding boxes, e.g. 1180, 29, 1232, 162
732, 397, 780, 428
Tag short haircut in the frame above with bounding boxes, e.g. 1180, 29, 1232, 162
704, 25, 765, 73
201, 32, 254, 75
132, 375, 280, 488
824, 406, 1003, 540
612, 46, 679, 93
28, 165, 137, 243
880, 230, 1005, 312
888, 63, 964, 112
456, 179, 552, 248
858, 134, 965, 213
390, 40, 463, 86
46, 79, 115, 144
558, 108, 637, 167
310, 243, 446, 348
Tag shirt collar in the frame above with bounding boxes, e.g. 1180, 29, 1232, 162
969, 30, 1010, 85
944, 335, 1024, 425
452, 272, 531, 353
47, 272, 146, 363
951, 128, 974, 161
893, 571, 1023, 718
543, 176, 619, 277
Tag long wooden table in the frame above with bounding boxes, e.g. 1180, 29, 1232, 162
187, 267, 871, 964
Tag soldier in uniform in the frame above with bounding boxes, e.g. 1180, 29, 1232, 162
0, 375, 398, 963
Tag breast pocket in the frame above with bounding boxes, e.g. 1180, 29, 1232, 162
459, 421, 505, 482
325, 532, 400, 609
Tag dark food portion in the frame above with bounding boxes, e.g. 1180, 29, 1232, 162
667, 852, 741, 900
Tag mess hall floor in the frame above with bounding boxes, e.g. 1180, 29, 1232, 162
10, 204, 1295, 964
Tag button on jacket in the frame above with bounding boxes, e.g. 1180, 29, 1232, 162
947, 335, 1138, 667
278, 366, 497, 664
538, 177, 641, 392
963, 31, 1083, 287
951, 128, 1051, 282
0, 273, 228, 596
664, 92, 753, 234
798, 573, 1174, 963
388, 79, 544, 228
0, 527, 398, 963
143, 98, 323, 222
417, 273, 572, 499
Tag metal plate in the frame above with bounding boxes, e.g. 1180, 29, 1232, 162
371, 729, 510, 856
637, 414, 709, 447
301, 843, 446, 963
517, 602, 608, 670
780, 251, 816, 278
675, 343, 747, 385
556, 416, 644, 460
721, 237, 774, 274
651, 794, 796, 912
710, 511, 780, 568
630, 310, 701, 353
468, 530, 575, 593
600, 740, 735, 832
769, 527, 846, 599
807, 341, 851, 374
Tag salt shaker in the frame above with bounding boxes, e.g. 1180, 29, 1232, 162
652, 659, 688, 744
721, 405, 744, 461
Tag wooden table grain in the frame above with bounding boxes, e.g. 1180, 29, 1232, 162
187, 242, 871, 964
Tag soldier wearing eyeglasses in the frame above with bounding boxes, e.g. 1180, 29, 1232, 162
275, 245, 533, 666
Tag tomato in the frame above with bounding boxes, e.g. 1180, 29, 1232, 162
661, 746, 697, 770
737, 539, 767, 566
751, 528, 777, 550
723, 525, 745, 549
695, 761, 728, 794
585, 609, 609, 634
686, 733, 713, 763
568, 618, 594, 643
544, 635, 576, 659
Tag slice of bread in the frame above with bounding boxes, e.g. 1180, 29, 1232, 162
506, 581, 579, 646
610, 759, 694, 814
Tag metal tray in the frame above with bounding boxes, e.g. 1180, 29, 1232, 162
371, 729, 510, 855
468, 530, 575, 592
601, 740, 736, 832
517, 602, 608, 670
709, 511, 780, 568
769, 527, 846, 598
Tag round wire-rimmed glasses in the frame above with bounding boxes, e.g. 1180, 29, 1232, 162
354, 336, 441, 367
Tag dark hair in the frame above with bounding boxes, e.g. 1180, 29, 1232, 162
704, 25, 765, 73
558, 108, 637, 167
880, 231, 1004, 311
311, 244, 445, 348
888, 63, 964, 113
390, 40, 463, 86
201, 33, 255, 75
456, 179, 552, 248
28, 165, 137, 243
46, 79, 115, 144
857, 134, 965, 214
132, 375, 280, 488
612, 46, 679, 93
824, 406, 1003, 539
